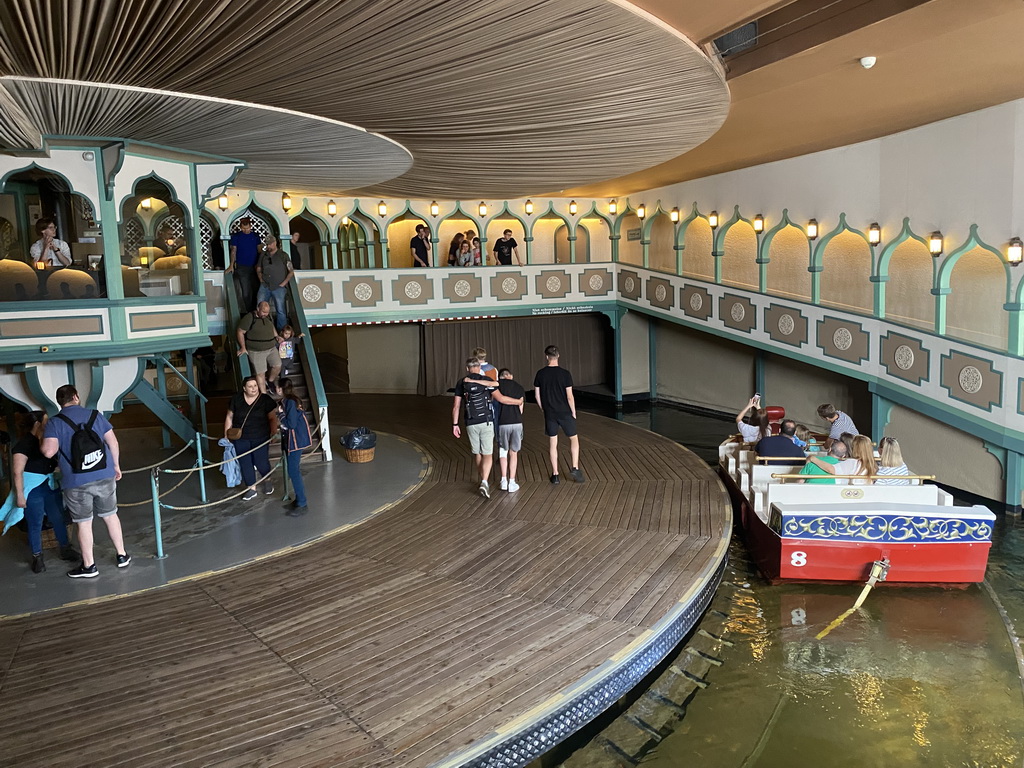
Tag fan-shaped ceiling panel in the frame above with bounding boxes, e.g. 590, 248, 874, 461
0, 0, 730, 198
0, 77, 412, 192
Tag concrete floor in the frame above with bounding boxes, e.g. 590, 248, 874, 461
0, 425, 426, 616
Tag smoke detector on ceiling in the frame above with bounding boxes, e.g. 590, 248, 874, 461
859, 56, 877, 69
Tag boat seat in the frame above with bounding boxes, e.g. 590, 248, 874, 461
764, 483, 951, 515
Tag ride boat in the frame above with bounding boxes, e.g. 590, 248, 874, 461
718, 435, 995, 585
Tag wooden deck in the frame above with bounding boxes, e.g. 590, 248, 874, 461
0, 395, 731, 768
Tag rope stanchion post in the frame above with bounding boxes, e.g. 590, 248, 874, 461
195, 431, 207, 503
150, 468, 165, 559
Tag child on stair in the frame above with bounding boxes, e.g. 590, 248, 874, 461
277, 325, 305, 379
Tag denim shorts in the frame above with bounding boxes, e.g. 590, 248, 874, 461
63, 477, 118, 522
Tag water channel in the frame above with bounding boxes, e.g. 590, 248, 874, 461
581, 401, 1024, 768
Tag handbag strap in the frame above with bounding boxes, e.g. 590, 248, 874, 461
236, 396, 258, 432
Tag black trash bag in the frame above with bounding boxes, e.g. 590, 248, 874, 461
342, 427, 377, 450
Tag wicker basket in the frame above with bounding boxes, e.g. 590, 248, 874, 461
342, 446, 375, 463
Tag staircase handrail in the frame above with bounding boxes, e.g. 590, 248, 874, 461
223, 269, 253, 388
287, 279, 332, 461
141, 355, 209, 404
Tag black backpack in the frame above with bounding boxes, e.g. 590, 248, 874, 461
55, 410, 108, 474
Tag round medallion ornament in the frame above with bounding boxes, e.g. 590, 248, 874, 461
545, 276, 562, 293
301, 283, 322, 303
894, 345, 915, 371
624, 277, 635, 293
777, 313, 795, 336
654, 284, 667, 303
832, 328, 853, 351
688, 293, 703, 312
840, 488, 865, 500
588, 274, 604, 291
353, 282, 372, 302
730, 302, 746, 322
501, 277, 519, 295
958, 365, 983, 394
454, 279, 471, 298
404, 281, 422, 299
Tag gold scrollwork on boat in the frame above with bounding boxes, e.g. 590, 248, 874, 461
781, 514, 991, 542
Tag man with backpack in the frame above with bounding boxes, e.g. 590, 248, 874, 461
42, 385, 129, 578
452, 358, 498, 498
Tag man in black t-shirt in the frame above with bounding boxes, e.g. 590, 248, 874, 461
533, 345, 584, 484
754, 420, 807, 466
493, 229, 522, 266
493, 368, 525, 493
452, 358, 497, 498
410, 224, 430, 267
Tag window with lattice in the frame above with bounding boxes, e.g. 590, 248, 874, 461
229, 210, 273, 243
154, 214, 185, 241
123, 217, 144, 262
199, 217, 216, 269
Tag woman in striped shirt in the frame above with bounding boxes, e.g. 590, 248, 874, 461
876, 436, 912, 485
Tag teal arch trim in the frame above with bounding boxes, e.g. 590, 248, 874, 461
346, 201, 385, 255
85, 360, 108, 410
713, 206, 752, 256
531, 202, 572, 237
20, 365, 59, 416
874, 217, 929, 320
810, 213, 870, 304
578, 202, 613, 230
225, 190, 258, 229
675, 203, 706, 277
640, 204, 672, 241
0, 162, 102, 220
758, 209, 800, 294
115, 171, 192, 226
935, 224, 1012, 339
112, 358, 148, 413
287, 200, 332, 240
493, 201, 532, 260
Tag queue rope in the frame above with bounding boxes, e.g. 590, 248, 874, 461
121, 438, 196, 474
161, 458, 284, 510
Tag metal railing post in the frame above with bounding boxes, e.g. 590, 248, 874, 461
151, 468, 165, 559
195, 431, 207, 503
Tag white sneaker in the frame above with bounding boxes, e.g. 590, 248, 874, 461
479, 480, 490, 499
508, 480, 520, 493
500, 477, 508, 491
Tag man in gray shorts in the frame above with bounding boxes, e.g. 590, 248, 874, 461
493, 368, 525, 493
452, 358, 498, 498
236, 300, 282, 395
42, 385, 129, 578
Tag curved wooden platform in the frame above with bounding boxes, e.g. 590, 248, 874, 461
0, 395, 731, 768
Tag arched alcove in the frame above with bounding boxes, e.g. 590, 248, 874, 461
554, 224, 571, 264
766, 225, 810, 300
946, 247, 1009, 350
200, 212, 222, 270
820, 230, 872, 314
288, 214, 324, 269
339, 221, 366, 269
485, 217, 525, 265
439, 214, 476, 266
529, 213, 568, 265
722, 221, 758, 290
681, 217, 714, 280
618, 213, 643, 266
580, 216, 610, 262
648, 213, 675, 273
346, 211, 379, 268
387, 213, 430, 269
886, 239, 935, 331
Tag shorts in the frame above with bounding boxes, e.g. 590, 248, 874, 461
544, 413, 578, 438
466, 423, 494, 455
499, 424, 523, 452
247, 346, 281, 374
63, 477, 118, 522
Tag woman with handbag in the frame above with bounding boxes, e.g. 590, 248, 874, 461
277, 378, 312, 516
224, 376, 278, 501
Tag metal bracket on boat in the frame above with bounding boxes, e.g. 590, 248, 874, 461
815, 558, 891, 640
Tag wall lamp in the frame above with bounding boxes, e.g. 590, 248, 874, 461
218, 194, 229, 211
609, 199, 617, 216
478, 201, 487, 217
636, 204, 646, 220
929, 231, 943, 256
141, 197, 152, 211
341, 216, 350, 226
806, 219, 818, 240
327, 200, 337, 217
525, 199, 534, 215
281, 192, 292, 212
1008, 237, 1023, 267
708, 210, 718, 229
753, 213, 764, 234
569, 200, 578, 215
670, 207, 680, 223
430, 201, 439, 217
377, 200, 387, 217
868, 222, 881, 245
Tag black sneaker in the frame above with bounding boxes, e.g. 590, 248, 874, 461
550, 474, 560, 485
67, 563, 99, 579
59, 545, 80, 562
116, 553, 132, 569
31, 553, 45, 573
262, 481, 275, 496
285, 505, 308, 517
570, 467, 585, 483
242, 488, 258, 501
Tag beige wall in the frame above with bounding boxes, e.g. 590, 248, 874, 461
619, 213, 643, 266
621, 311, 650, 395
886, 239, 935, 331
946, 246, 1009, 350
580, 218, 611, 262
886, 404, 1004, 502
387, 217, 421, 269
654, 321, 754, 412
821, 230, 873, 315
347, 324, 420, 394
682, 217, 714, 280
649, 214, 675, 273
722, 222, 758, 290
766, 225, 811, 301
763, 354, 869, 430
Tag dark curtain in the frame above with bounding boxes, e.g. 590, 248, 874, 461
422, 314, 610, 395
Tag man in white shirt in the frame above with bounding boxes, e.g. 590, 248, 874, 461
29, 218, 72, 267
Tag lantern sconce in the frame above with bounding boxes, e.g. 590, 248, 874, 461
806, 219, 818, 240
868, 222, 881, 246
35, 259, 46, 270
341, 216, 350, 226
141, 197, 152, 211
327, 200, 337, 217
670, 207, 680, 223
377, 200, 387, 217
525, 199, 534, 215
609, 199, 617, 216
569, 200, 578, 215
636, 204, 646, 220
753, 213, 764, 234
218, 193, 229, 211
708, 210, 719, 229
281, 192, 292, 212
929, 231, 943, 257
1008, 237, 1023, 267
139, 254, 149, 267
430, 201, 439, 217
478, 201, 487, 217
